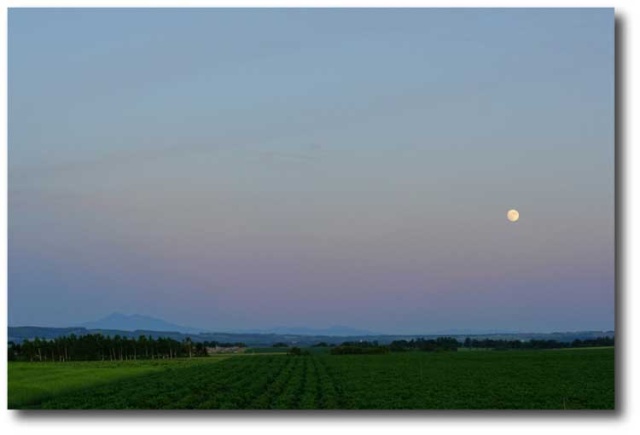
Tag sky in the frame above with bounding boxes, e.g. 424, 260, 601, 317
8, 8, 614, 334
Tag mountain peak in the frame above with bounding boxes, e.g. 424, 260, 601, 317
80, 313, 203, 334
268, 325, 376, 336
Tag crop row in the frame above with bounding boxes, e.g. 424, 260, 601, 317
32, 349, 614, 410
36, 355, 349, 409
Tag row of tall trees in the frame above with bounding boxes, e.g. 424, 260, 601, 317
8, 334, 246, 362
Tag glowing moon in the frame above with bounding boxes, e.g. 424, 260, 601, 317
507, 209, 520, 222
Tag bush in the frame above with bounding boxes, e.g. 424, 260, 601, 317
330, 345, 390, 355
287, 347, 310, 356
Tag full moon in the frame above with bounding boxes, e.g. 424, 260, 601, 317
507, 209, 520, 222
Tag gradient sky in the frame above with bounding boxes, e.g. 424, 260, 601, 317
8, 8, 614, 334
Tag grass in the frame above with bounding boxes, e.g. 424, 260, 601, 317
8, 348, 614, 410
244, 347, 290, 354
8, 356, 229, 409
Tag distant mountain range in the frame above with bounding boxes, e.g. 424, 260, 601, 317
8, 324, 615, 348
78, 312, 204, 334
231, 325, 376, 336
6, 312, 614, 347
77, 313, 374, 337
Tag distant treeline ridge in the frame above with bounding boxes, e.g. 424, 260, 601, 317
329, 336, 614, 354
8, 334, 246, 362
8, 334, 614, 361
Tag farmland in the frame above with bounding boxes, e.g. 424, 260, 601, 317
9, 348, 614, 410
8, 356, 231, 408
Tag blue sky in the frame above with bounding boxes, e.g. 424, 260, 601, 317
9, 8, 614, 333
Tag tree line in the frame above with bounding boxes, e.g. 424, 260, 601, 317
329, 336, 614, 355
330, 338, 461, 354
389, 337, 460, 352
8, 334, 246, 362
460, 336, 614, 350
8, 334, 613, 361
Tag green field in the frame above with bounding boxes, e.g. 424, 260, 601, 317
8, 348, 614, 410
8, 357, 230, 409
